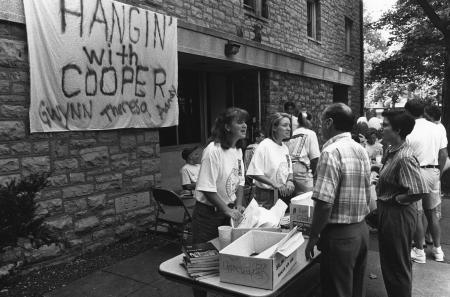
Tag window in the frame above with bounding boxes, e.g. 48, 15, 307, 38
307, 0, 320, 40
244, 0, 269, 19
345, 17, 353, 54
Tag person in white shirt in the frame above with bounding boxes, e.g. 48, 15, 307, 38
365, 128, 383, 163
244, 129, 265, 174
179, 146, 202, 192
247, 112, 294, 208
406, 100, 447, 263
284, 101, 299, 131
287, 111, 320, 195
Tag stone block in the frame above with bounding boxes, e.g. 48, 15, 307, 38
131, 175, 154, 191
102, 217, 116, 226
70, 138, 97, 149
22, 156, 50, 175
95, 181, 121, 191
142, 159, 160, 174
45, 216, 73, 230
0, 121, 25, 141
37, 199, 63, 213
0, 158, 19, 174
0, 174, 20, 186
54, 140, 69, 158
111, 158, 130, 170
54, 158, 79, 171
11, 83, 28, 94
27, 243, 62, 263
0, 95, 27, 104
115, 192, 150, 214
93, 228, 114, 240
69, 172, 85, 183
101, 208, 116, 217
95, 173, 122, 183
42, 189, 62, 200
144, 131, 159, 143
0, 79, 9, 93
10, 142, 32, 154
0, 39, 28, 68
115, 222, 135, 237
62, 184, 94, 198
124, 168, 141, 177
0, 144, 10, 155
98, 131, 118, 143
48, 174, 68, 187
137, 145, 154, 158
87, 194, 106, 208
0, 104, 28, 118
64, 198, 88, 214
33, 141, 49, 154
80, 146, 109, 168
75, 216, 100, 233
120, 135, 137, 151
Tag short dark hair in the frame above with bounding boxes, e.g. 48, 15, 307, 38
404, 99, 425, 117
424, 105, 441, 122
382, 110, 415, 139
297, 111, 312, 127
284, 101, 295, 111
323, 103, 355, 132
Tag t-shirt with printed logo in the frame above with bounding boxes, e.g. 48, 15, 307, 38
195, 142, 245, 206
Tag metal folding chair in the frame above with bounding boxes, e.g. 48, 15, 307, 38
152, 188, 193, 243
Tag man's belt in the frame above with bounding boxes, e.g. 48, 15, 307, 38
420, 165, 439, 169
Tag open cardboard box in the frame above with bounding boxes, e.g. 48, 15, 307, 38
230, 218, 281, 242
219, 230, 301, 290
290, 192, 314, 236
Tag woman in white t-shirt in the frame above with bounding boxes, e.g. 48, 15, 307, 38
192, 107, 247, 246
246, 112, 294, 209
287, 111, 320, 195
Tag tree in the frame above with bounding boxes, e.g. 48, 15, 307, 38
368, 0, 450, 129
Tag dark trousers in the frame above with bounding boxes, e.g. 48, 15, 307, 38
377, 200, 418, 297
191, 202, 229, 297
319, 221, 369, 297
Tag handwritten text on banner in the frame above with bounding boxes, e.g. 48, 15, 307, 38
24, 0, 178, 132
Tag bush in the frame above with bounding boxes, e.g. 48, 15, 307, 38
0, 173, 50, 248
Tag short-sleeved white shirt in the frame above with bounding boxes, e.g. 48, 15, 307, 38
287, 127, 320, 166
195, 142, 245, 206
406, 118, 447, 166
246, 138, 293, 189
437, 122, 448, 148
180, 163, 200, 186
290, 115, 299, 131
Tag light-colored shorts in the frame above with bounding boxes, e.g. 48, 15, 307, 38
416, 168, 441, 211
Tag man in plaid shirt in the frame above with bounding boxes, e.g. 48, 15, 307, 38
305, 103, 371, 297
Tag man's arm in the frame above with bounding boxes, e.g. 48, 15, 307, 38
438, 148, 448, 173
305, 200, 333, 260
310, 158, 319, 174
182, 183, 196, 190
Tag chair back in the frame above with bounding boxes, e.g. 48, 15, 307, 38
152, 188, 185, 207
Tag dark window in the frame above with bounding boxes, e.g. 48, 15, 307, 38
244, 0, 268, 19
307, 0, 320, 40
345, 17, 353, 54
159, 70, 201, 147
333, 84, 349, 104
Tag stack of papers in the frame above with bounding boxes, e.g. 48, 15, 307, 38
232, 199, 288, 228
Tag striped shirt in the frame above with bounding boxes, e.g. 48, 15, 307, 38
376, 142, 429, 201
313, 133, 371, 224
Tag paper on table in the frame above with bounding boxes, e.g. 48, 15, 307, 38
254, 228, 304, 258
234, 199, 287, 229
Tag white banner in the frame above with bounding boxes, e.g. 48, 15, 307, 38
24, 0, 178, 132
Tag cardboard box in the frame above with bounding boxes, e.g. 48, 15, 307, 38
290, 192, 314, 236
219, 230, 299, 290
231, 227, 281, 242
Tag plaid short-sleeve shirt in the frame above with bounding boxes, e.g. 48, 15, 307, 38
376, 142, 429, 201
312, 133, 371, 224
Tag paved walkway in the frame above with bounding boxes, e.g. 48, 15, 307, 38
44, 198, 450, 297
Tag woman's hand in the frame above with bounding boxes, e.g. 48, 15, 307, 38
279, 181, 295, 197
236, 204, 246, 214
226, 208, 243, 221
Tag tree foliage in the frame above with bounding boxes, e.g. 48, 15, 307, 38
367, 0, 449, 100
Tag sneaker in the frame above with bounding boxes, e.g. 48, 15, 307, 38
411, 247, 426, 264
432, 246, 445, 262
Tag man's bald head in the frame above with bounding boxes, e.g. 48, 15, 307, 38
323, 103, 355, 132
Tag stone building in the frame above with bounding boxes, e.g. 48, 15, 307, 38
0, 0, 363, 253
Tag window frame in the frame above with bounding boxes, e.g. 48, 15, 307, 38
306, 0, 321, 41
345, 17, 353, 54
244, 0, 269, 20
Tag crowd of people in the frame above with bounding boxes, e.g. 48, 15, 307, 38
178, 99, 447, 297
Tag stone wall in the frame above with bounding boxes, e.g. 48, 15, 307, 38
261, 70, 334, 139
0, 20, 160, 253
